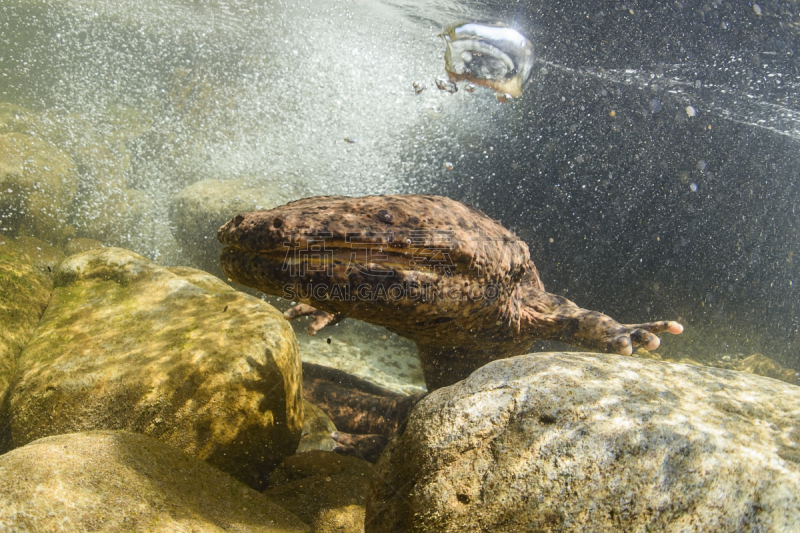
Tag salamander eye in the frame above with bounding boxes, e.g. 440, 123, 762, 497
272, 217, 283, 228
375, 209, 393, 223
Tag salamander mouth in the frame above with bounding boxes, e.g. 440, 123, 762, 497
229, 240, 471, 277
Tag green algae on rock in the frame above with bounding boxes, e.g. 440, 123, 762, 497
1, 236, 66, 278
9, 247, 303, 489
0, 241, 53, 452
0, 430, 309, 532
367, 352, 800, 532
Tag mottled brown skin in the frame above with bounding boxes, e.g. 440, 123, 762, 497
302, 362, 422, 462
218, 195, 682, 391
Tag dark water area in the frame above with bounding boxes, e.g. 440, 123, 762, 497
423, 0, 800, 368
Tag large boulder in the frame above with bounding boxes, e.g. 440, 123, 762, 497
367, 352, 800, 532
169, 178, 300, 276
9, 247, 303, 488
0, 239, 53, 452
0, 132, 79, 243
0, 430, 309, 532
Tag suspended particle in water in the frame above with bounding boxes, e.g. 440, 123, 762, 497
344, 137, 357, 143
435, 76, 458, 93
690, 183, 698, 192
649, 99, 662, 113
465, 83, 477, 93
412, 81, 427, 94
440, 22, 535, 97
609, 110, 616, 118
444, 161, 454, 170
753, 4, 762, 15
686, 106, 697, 117
496, 92, 513, 103
223, 305, 228, 312
326, 338, 332, 344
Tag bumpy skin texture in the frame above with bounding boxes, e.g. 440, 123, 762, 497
219, 195, 682, 390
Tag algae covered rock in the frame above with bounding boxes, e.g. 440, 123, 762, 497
1, 235, 66, 277
169, 178, 299, 276
367, 352, 800, 532
9, 247, 303, 488
0, 430, 309, 532
265, 450, 376, 533
0, 240, 53, 450
0, 132, 78, 243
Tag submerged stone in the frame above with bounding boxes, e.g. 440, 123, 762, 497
0, 241, 53, 452
265, 450, 376, 533
170, 178, 301, 277
9, 247, 303, 489
0, 133, 79, 243
0, 430, 309, 532
367, 352, 800, 532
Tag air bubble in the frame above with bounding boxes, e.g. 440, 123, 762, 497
440, 22, 534, 98
435, 76, 458, 93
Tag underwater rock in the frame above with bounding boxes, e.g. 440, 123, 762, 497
265, 450, 376, 533
64, 237, 106, 256
367, 352, 800, 532
0, 240, 53, 452
0, 235, 66, 278
170, 178, 300, 277
738, 353, 798, 385
296, 323, 425, 396
441, 22, 535, 98
297, 399, 338, 454
0, 132, 79, 244
9, 247, 303, 489
0, 430, 309, 532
